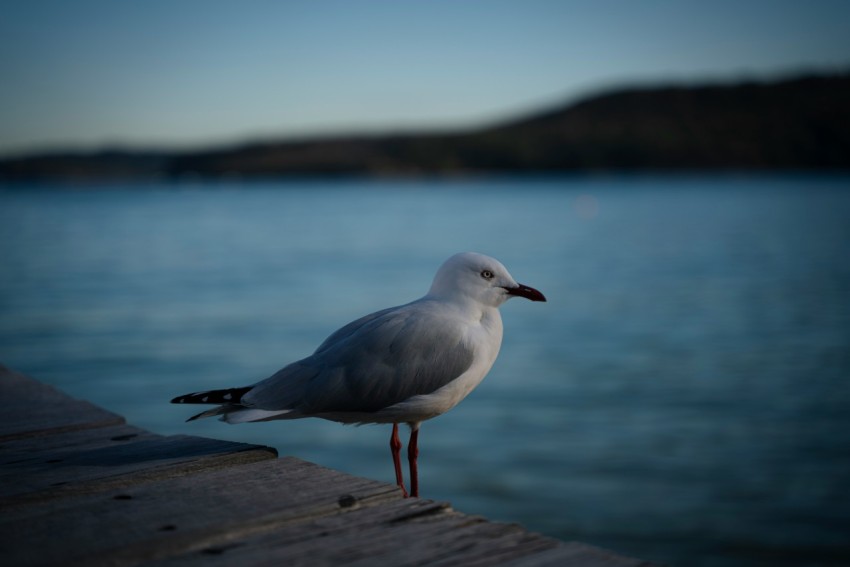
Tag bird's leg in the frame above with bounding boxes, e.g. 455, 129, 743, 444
390, 423, 408, 498
408, 422, 420, 498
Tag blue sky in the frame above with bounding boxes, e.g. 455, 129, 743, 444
1, 0, 848, 156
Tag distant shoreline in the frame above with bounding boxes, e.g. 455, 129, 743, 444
4, 170, 850, 192
2, 71, 849, 182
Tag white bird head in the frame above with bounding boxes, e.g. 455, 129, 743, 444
427, 252, 546, 307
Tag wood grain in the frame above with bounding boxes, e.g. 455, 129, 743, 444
0, 366, 655, 566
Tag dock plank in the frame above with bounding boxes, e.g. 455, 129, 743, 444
0, 431, 277, 505
1, 423, 151, 456
153, 499, 559, 567
0, 365, 125, 440
151, 498, 458, 566
0, 366, 657, 566
150, 493, 647, 567
0, 457, 400, 567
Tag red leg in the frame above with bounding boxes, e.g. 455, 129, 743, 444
390, 423, 408, 498
408, 423, 420, 498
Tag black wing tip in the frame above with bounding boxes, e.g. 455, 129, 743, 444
170, 392, 206, 404
170, 387, 252, 405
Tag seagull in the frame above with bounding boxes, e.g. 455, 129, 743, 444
172, 252, 546, 497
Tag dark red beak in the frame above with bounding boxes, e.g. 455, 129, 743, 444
504, 283, 547, 302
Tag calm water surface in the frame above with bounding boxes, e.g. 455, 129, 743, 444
2, 175, 849, 566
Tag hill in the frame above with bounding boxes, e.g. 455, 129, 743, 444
2, 72, 849, 181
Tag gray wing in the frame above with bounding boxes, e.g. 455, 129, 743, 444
243, 302, 474, 414
313, 305, 399, 354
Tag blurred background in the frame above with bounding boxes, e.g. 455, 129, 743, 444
1, 2, 850, 566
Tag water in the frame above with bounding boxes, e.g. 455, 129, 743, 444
1, 175, 849, 566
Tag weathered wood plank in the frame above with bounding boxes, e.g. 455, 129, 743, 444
0, 432, 278, 506
150, 498, 456, 566
0, 364, 125, 440
0, 367, 657, 567
149, 496, 648, 567
0, 457, 401, 567
149, 497, 561, 567
1, 422, 150, 456
0, 423, 156, 497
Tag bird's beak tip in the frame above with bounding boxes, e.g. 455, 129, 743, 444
506, 283, 546, 302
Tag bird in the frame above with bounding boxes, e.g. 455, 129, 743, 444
171, 252, 546, 497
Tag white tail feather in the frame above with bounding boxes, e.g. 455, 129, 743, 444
223, 408, 294, 424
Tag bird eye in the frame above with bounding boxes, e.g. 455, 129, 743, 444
480, 270, 494, 279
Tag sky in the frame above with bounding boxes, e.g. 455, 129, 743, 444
1, 0, 849, 156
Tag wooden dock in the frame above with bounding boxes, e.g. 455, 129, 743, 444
0, 364, 654, 566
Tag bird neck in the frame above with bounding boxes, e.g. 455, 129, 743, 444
424, 292, 500, 326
